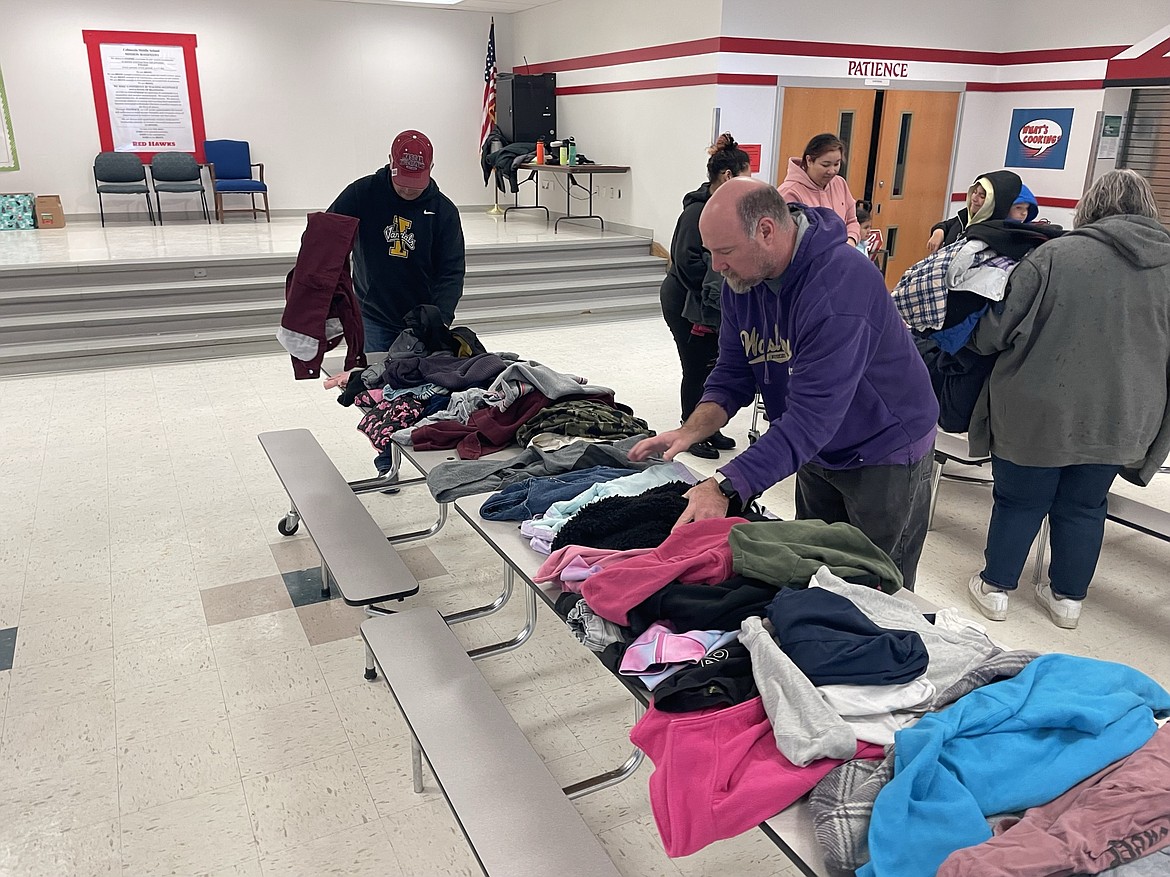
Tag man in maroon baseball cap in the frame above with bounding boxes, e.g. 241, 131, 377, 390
328, 129, 466, 473
389, 129, 434, 192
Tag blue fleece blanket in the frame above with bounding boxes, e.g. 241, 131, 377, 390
860, 653, 1170, 877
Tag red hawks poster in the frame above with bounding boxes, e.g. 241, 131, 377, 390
83, 31, 207, 162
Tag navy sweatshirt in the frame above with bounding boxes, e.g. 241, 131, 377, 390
329, 167, 466, 335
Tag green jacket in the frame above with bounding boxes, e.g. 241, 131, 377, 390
729, 520, 903, 593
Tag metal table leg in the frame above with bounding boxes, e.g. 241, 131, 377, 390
467, 567, 538, 660
563, 700, 646, 798
410, 731, 425, 793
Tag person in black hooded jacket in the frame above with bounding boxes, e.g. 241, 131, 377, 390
329, 130, 466, 355
926, 170, 1023, 254
659, 133, 752, 459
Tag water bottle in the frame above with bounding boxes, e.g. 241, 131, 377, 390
559, 143, 569, 166
535, 140, 545, 164
568, 140, 577, 166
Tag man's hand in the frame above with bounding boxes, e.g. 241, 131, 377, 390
926, 229, 945, 254
323, 370, 355, 390
672, 478, 730, 530
628, 429, 697, 462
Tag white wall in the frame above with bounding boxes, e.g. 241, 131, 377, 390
949, 89, 1106, 228
712, 84, 778, 185
513, 0, 719, 62
513, 0, 723, 244
549, 85, 719, 245
721, 0, 992, 48
0, 0, 507, 218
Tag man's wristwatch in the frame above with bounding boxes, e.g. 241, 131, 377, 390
714, 475, 742, 513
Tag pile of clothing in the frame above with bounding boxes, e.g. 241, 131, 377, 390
893, 220, 1063, 431
339, 312, 651, 460
478, 460, 1170, 872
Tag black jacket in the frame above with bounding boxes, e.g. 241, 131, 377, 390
662, 183, 724, 329
329, 167, 466, 334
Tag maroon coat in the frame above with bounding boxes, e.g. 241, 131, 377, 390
278, 212, 367, 379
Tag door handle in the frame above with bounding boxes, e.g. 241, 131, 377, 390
878, 180, 885, 188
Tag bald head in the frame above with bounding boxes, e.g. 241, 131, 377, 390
700, 179, 797, 293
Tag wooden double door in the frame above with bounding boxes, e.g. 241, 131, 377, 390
777, 87, 960, 283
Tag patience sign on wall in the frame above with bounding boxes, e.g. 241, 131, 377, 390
82, 30, 207, 163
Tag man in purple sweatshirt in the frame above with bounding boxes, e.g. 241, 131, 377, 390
630, 178, 938, 589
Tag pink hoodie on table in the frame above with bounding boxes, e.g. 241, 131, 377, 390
631, 697, 884, 857
580, 517, 748, 625
534, 544, 655, 592
778, 157, 861, 244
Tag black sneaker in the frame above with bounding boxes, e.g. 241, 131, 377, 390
708, 431, 737, 451
376, 469, 401, 495
687, 441, 719, 460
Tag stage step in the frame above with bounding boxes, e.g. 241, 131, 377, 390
0, 233, 666, 375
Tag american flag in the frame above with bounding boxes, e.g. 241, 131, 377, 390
479, 19, 497, 148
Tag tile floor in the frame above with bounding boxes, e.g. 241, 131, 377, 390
1, 217, 1169, 875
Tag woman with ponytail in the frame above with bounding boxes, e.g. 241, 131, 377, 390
658, 132, 752, 459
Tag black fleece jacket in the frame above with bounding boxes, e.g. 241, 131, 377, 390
329, 167, 466, 335
661, 183, 724, 329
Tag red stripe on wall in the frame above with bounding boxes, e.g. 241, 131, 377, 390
718, 38, 1124, 67
965, 79, 1104, 92
950, 192, 1080, 209
523, 37, 1126, 76
556, 72, 777, 96
522, 38, 721, 74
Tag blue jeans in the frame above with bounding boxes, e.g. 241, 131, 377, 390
362, 316, 400, 358
981, 456, 1120, 599
362, 317, 400, 473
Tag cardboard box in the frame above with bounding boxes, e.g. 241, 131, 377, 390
0, 193, 34, 230
34, 195, 65, 229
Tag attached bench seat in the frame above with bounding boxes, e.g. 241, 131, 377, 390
362, 608, 623, 877
259, 428, 420, 607
1104, 492, 1170, 542
260, 428, 422, 680
933, 431, 991, 468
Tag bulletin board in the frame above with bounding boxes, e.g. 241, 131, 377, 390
82, 30, 207, 163
0, 61, 17, 172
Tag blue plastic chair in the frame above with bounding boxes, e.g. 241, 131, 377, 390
203, 139, 269, 222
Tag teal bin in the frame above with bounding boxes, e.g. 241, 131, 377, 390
0, 193, 35, 230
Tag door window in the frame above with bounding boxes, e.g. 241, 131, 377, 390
892, 113, 913, 198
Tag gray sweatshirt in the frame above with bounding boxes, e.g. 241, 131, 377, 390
970, 215, 1170, 485
739, 616, 857, 766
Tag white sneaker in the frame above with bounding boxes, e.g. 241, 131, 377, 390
967, 574, 1008, 622
1035, 582, 1082, 630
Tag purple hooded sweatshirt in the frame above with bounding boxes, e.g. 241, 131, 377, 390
700, 205, 937, 501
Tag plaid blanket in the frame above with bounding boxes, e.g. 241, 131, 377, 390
893, 240, 1019, 331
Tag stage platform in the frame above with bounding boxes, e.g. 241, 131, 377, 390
0, 211, 664, 376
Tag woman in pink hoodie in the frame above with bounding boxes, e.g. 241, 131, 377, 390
778, 133, 861, 245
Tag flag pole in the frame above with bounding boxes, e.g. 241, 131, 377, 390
482, 17, 502, 215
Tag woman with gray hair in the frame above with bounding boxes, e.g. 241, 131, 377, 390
963, 169, 1170, 629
